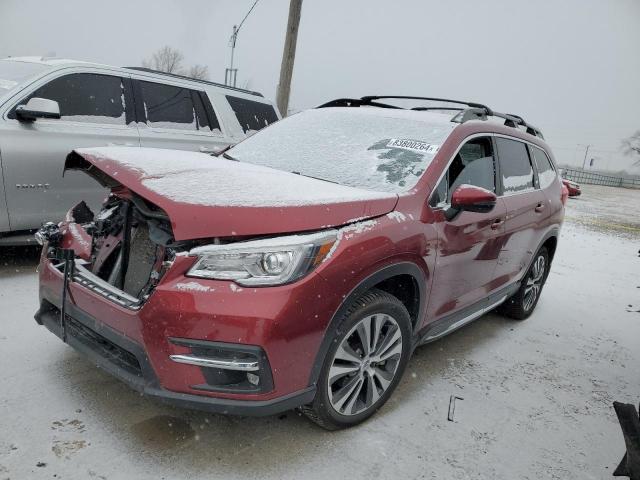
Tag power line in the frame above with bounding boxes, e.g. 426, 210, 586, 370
235, 0, 260, 36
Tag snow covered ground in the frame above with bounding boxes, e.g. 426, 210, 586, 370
0, 184, 638, 480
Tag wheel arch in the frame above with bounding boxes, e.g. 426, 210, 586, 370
541, 233, 558, 262
308, 261, 426, 387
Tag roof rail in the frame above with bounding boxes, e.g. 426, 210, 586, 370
316, 95, 544, 139
123, 67, 264, 97
361, 96, 494, 115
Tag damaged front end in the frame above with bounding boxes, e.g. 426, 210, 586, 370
41, 192, 182, 309
38, 152, 201, 310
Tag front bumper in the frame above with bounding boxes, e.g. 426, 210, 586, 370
35, 298, 316, 416
36, 253, 339, 415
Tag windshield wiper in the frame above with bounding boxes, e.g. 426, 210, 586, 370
210, 144, 238, 161
291, 171, 339, 184
222, 152, 239, 162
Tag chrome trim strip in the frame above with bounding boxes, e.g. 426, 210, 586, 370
422, 295, 508, 343
169, 354, 259, 372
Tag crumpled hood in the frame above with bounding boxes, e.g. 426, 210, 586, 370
66, 147, 398, 240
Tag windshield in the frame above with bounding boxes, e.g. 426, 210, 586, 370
227, 108, 456, 193
0, 60, 48, 94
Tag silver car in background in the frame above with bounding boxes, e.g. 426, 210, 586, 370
0, 56, 280, 245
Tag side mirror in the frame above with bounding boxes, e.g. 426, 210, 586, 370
15, 98, 61, 121
446, 184, 496, 220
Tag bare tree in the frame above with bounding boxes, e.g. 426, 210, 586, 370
142, 46, 185, 74
622, 131, 640, 166
188, 64, 209, 80
142, 47, 211, 81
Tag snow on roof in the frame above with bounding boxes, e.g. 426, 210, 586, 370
77, 147, 396, 207
4, 56, 106, 68
320, 105, 457, 125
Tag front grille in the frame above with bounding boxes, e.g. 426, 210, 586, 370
66, 316, 142, 377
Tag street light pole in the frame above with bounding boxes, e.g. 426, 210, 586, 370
225, 25, 238, 87
225, 0, 260, 87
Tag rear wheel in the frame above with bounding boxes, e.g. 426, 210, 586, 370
499, 247, 549, 320
301, 289, 412, 430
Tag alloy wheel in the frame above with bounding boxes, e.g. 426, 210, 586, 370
523, 255, 546, 311
327, 314, 403, 416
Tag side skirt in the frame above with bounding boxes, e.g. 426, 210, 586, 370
416, 282, 520, 347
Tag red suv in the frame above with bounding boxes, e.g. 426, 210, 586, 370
35, 96, 564, 430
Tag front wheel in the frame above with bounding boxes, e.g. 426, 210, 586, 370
301, 289, 412, 430
499, 246, 550, 320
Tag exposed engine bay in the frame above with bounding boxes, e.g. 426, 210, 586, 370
51, 193, 188, 303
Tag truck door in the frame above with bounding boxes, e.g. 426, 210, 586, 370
0, 71, 140, 230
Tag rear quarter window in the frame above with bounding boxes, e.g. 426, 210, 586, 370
531, 146, 557, 189
225, 95, 278, 134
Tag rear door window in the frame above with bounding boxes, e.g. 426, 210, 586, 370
9, 73, 128, 124
140, 81, 196, 131
430, 136, 496, 206
225, 95, 278, 133
496, 137, 535, 195
531, 146, 556, 189
140, 81, 221, 134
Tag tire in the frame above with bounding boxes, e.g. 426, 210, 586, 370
301, 288, 412, 430
499, 246, 550, 320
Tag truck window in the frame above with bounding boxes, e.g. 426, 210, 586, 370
140, 81, 220, 133
9, 73, 127, 125
225, 95, 278, 134
140, 81, 196, 131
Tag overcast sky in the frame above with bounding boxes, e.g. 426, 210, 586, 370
1, 0, 639, 171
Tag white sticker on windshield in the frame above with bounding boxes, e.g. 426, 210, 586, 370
387, 138, 440, 154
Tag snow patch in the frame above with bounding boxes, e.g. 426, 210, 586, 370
76, 147, 395, 208
229, 283, 243, 292
175, 281, 213, 293
387, 211, 407, 223
227, 108, 455, 194
324, 219, 378, 262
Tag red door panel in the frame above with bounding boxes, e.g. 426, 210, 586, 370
427, 199, 507, 321
494, 190, 547, 285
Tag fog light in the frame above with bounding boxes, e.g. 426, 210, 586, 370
246, 372, 260, 386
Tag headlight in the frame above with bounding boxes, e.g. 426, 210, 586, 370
187, 230, 337, 286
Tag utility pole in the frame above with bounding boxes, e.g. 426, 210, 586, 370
581, 144, 591, 170
276, 0, 303, 116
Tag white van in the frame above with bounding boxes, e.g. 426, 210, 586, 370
0, 56, 280, 245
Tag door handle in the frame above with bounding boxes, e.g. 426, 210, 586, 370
490, 218, 504, 230
534, 202, 545, 213
107, 142, 135, 147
